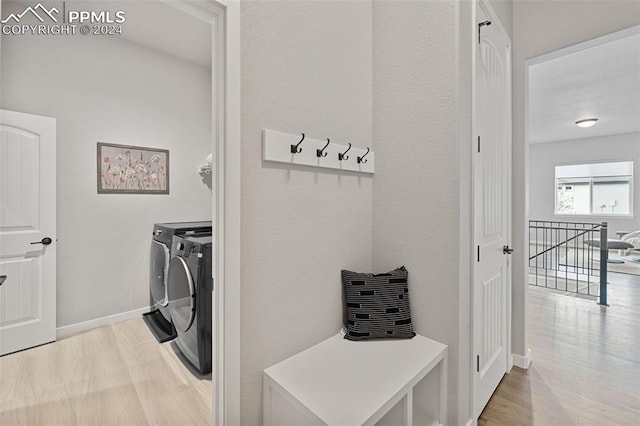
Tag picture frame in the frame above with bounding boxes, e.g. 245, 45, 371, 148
97, 142, 169, 194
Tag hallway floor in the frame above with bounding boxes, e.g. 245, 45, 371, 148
0, 318, 211, 425
479, 272, 640, 425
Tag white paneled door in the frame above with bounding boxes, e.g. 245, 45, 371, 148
0, 110, 56, 356
473, 1, 512, 418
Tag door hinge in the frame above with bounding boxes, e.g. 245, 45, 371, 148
477, 355, 480, 372
478, 20, 491, 43
477, 246, 480, 262
477, 136, 480, 153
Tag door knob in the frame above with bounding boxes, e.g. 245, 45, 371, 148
503, 245, 514, 255
31, 237, 53, 246
0, 275, 6, 286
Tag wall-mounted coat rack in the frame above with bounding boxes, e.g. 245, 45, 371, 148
262, 129, 375, 174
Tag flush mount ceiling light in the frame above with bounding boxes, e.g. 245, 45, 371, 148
575, 118, 598, 128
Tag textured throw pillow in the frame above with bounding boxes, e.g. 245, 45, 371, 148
342, 266, 416, 341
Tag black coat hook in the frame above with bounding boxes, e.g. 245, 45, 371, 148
357, 147, 370, 164
338, 143, 351, 161
317, 139, 330, 158
291, 133, 305, 154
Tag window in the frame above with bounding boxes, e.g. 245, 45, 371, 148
555, 161, 633, 216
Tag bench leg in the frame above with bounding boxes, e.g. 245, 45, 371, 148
440, 357, 448, 425
404, 390, 413, 426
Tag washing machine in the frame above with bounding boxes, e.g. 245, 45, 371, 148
167, 235, 212, 374
143, 221, 211, 343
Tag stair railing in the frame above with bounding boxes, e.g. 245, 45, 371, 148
529, 220, 608, 306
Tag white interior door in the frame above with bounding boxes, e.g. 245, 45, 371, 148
0, 110, 56, 356
473, 1, 512, 418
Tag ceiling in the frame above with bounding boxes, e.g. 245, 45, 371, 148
116, 1, 211, 69
96, 1, 212, 69
7, 0, 212, 68
528, 30, 640, 144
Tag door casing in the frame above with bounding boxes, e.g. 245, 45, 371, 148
161, 1, 241, 425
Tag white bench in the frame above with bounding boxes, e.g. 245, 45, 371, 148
263, 333, 448, 426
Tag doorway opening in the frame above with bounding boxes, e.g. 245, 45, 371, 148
0, 1, 240, 424
525, 26, 640, 301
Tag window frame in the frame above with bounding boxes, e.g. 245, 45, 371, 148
554, 161, 634, 218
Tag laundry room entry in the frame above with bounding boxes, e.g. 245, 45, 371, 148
1, 0, 242, 423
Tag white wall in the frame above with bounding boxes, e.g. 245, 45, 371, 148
1, 23, 212, 327
372, 1, 473, 423
513, 1, 640, 356
529, 132, 640, 233
242, 0, 504, 423
240, 1, 373, 424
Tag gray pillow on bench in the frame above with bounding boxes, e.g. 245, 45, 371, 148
341, 266, 416, 341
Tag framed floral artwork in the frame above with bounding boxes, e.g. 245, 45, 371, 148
97, 142, 169, 194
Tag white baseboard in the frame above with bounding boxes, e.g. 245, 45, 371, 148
56, 306, 149, 338
512, 348, 532, 369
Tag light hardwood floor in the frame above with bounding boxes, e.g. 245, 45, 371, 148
3, 274, 638, 426
480, 272, 640, 425
0, 318, 211, 425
